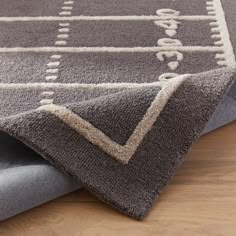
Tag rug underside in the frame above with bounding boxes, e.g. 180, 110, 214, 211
0, 0, 236, 220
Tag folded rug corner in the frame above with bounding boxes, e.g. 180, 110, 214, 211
0, 67, 235, 219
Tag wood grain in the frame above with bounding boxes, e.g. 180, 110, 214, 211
0, 122, 236, 236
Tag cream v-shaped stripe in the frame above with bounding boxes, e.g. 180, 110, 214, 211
38, 75, 188, 164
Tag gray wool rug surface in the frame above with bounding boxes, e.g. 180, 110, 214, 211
0, 0, 236, 220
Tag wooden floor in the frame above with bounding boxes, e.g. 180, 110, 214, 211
0, 122, 236, 236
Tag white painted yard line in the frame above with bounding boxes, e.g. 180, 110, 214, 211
0, 46, 223, 53
0, 15, 216, 22
0, 81, 165, 90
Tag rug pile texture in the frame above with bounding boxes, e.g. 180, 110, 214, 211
0, 0, 236, 220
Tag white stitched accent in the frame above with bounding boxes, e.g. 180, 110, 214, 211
64, 1, 74, 4
217, 60, 227, 65
51, 54, 62, 59
168, 61, 180, 70
40, 99, 54, 105
41, 91, 55, 96
55, 40, 67, 45
156, 51, 183, 70
215, 53, 225, 58
211, 27, 220, 32
211, 34, 221, 38
57, 34, 69, 39
206, 1, 214, 5
47, 61, 60, 67
45, 75, 58, 81
154, 20, 180, 29
156, 51, 183, 62
46, 68, 59, 73
157, 38, 182, 47
59, 23, 70, 27
159, 73, 179, 81
59, 11, 72, 16
58, 28, 70, 33
165, 29, 176, 37
156, 9, 180, 16
209, 21, 218, 26
208, 11, 216, 15
61, 6, 73, 10
206, 6, 215, 10
214, 40, 223, 45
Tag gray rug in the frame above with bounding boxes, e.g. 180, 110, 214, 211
0, 0, 236, 220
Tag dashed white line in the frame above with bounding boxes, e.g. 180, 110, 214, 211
58, 28, 70, 33
46, 68, 59, 73
45, 75, 58, 81
57, 34, 69, 39
64, 1, 74, 5
47, 61, 61, 67
40, 0, 74, 107
59, 22, 70, 27
61, 6, 73, 10
41, 91, 55, 96
40, 99, 54, 105
55, 40, 67, 45
59, 11, 72, 16
51, 54, 62, 59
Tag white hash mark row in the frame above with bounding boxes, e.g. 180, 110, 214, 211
41, 0, 74, 106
